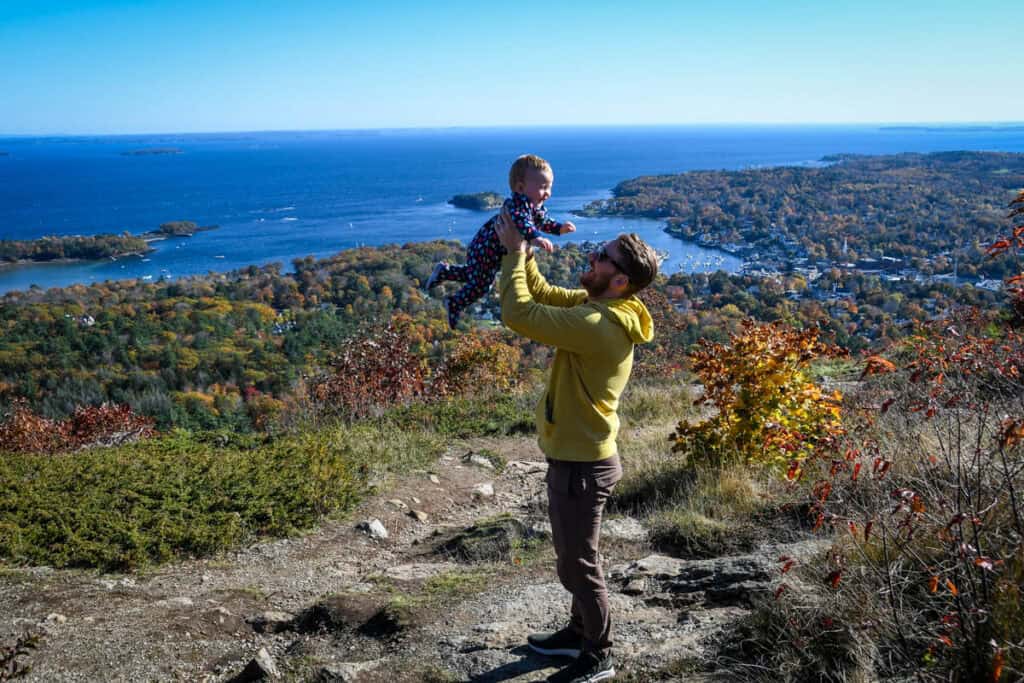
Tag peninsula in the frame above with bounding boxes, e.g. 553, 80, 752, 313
0, 221, 218, 266
580, 151, 1024, 282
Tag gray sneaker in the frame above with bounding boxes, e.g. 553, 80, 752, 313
527, 627, 583, 658
425, 262, 446, 290
547, 650, 615, 682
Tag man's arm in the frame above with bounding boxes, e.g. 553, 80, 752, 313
499, 252, 600, 353
524, 257, 587, 308
499, 207, 585, 307
495, 215, 595, 351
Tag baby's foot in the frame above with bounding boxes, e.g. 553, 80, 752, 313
425, 262, 446, 290
445, 298, 459, 330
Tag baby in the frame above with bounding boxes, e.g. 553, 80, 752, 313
426, 154, 575, 328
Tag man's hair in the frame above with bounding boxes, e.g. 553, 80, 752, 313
509, 154, 552, 192
616, 233, 659, 295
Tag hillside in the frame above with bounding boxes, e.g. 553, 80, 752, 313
0, 380, 829, 682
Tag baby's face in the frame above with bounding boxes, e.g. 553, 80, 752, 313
517, 167, 554, 206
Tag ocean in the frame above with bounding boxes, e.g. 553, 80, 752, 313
2, 124, 1024, 294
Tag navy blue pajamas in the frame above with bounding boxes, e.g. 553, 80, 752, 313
434, 192, 563, 326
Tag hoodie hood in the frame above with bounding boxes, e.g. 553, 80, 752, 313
604, 295, 654, 344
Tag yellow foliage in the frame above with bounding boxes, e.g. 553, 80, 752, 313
673, 320, 844, 472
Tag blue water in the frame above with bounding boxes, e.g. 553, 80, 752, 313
2, 124, 1024, 294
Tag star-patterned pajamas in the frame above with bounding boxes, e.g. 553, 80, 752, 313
433, 192, 564, 327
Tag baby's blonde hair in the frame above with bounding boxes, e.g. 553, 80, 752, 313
508, 154, 552, 192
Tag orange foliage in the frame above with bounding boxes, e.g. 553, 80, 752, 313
0, 400, 155, 454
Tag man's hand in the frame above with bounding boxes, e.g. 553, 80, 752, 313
496, 207, 528, 254
530, 236, 555, 253
560, 221, 577, 235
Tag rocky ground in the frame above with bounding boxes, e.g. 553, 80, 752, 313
0, 431, 824, 682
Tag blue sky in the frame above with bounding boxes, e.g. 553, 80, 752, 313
1, 0, 1021, 135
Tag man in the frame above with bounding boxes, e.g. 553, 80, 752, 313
495, 210, 658, 683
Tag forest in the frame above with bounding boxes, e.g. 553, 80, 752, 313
0, 233, 153, 263
0, 234, 1002, 434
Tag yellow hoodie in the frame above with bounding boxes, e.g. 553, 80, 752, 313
499, 252, 654, 462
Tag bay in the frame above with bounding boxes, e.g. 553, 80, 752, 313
2, 124, 1024, 294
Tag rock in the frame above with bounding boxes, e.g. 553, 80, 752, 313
436, 516, 542, 563
429, 475, 441, 485
472, 483, 495, 499
603, 518, 647, 542
45, 613, 67, 624
357, 519, 388, 540
246, 610, 295, 634
386, 499, 409, 511
231, 647, 280, 681
612, 553, 774, 605
467, 454, 496, 470
410, 509, 429, 523
506, 460, 547, 474
411, 496, 421, 505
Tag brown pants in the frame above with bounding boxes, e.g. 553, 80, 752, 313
546, 454, 622, 655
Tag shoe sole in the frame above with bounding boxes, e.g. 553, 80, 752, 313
425, 263, 445, 290
527, 642, 581, 658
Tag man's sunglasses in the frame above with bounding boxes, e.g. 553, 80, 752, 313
595, 244, 629, 277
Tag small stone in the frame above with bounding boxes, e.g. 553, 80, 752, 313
357, 519, 389, 540
45, 613, 67, 624
411, 496, 421, 505
506, 460, 547, 474
429, 475, 441, 485
409, 510, 429, 523
603, 518, 648, 542
472, 483, 495, 499
467, 454, 495, 470
386, 499, 409, 511
622, 577, 647, 595
235, 647, 280, 681
247, 610, 295, 634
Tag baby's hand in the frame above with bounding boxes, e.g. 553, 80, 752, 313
530, 236, 555, 253
560, 221, 576, 235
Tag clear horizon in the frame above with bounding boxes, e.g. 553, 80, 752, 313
3, 1, 1022, 136
4, 121, 1024, 140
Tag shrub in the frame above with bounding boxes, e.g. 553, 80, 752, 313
0, 400, 154, 454
672, 320, 844, 472
0, 424, 442, 570
792, 308, 1024, 680
308, 320, 428, 422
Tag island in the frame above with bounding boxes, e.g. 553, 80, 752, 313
0, 221, 218, 266
121, 147, 183, 156
448, 192, 504, 211
145, 221, 218, 238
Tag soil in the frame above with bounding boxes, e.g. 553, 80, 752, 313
0, 432, 823, 682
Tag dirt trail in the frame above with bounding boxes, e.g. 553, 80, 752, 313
1, 433, 822, 682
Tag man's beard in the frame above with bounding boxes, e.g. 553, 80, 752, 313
580, 268, 613, 298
